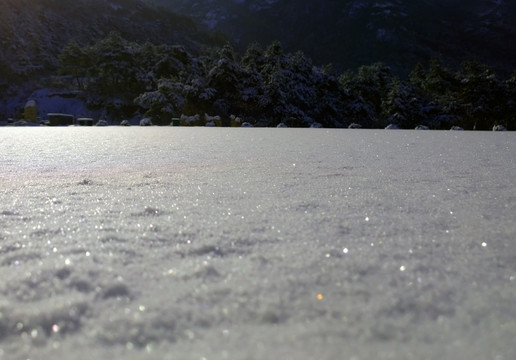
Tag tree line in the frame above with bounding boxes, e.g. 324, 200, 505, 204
58, 32, 516, 129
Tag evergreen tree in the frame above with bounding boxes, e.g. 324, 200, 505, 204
135, 78, 185, 124
90, 32, 138, 96
503, 70, 516, 130
424, 57, 458, 95
205, 43, 246, 116
58, 40, 91, 90
421, 58, 463, 129
311, 64, 346, 127
408, 62, 426, 90
241, 43, 266, 72
455, 59, 504, 130
382, 78, 426, 129
339, 63, 394, 128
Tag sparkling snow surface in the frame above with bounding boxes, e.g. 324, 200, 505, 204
1, 128, 515, 360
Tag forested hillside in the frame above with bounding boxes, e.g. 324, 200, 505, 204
1, 0, 515, 129
144, 0, 516, 76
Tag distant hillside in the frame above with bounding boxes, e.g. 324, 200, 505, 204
145, 0, 516, 75
0, 0, 221, 81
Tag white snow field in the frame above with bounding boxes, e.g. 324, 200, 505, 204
1, 127, 515, 360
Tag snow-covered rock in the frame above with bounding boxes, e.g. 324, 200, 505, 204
140, 118, 153, 126
450, 126, 464, 131
12, 120, 29, 126
415, 125, 429, 130
385, 123, 401, 129
96, 120, 109, 126
276, 123, 288, 128
493, 124, 507, 131
120, 120, 131, 126
348, 123, 362, 129
310, 122, 323, 128
241, 122, 253, 127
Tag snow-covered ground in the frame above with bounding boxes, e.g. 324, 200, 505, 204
1, 128, 515, 360
1, 88, 93, 123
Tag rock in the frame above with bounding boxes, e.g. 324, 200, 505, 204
493, 124, 507, 131
450, 126, 464, 131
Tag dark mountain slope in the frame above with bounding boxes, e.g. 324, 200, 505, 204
145, 0, 516, 75
0, 0, 220, 79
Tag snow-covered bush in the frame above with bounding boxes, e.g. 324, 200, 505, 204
204, 113, 222, 126
230, 115, 241, 127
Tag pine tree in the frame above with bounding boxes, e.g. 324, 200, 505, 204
455, 59, 503, 130
339, 63, 394, 128
311, 64, 346, 127
206, 43, 246, 115
134, 78, 185, 124
58, 40, 90, 90
504, 70, 516, 130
